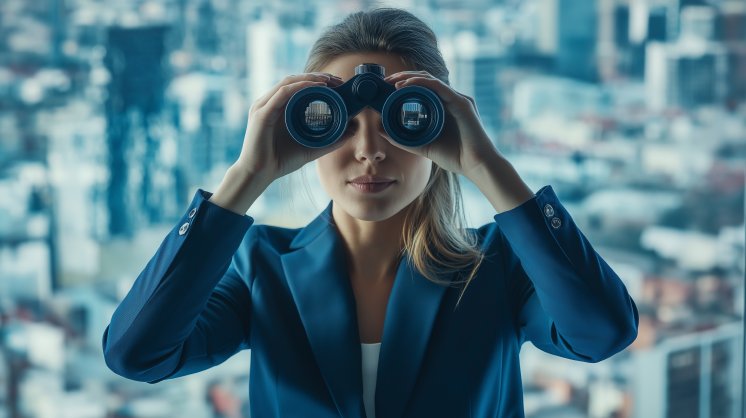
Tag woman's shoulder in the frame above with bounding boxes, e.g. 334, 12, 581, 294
229, 222, 304, 284
240, 221, 304, 253
462, 221, 506, 260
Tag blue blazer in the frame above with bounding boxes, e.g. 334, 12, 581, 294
102, 184, 639, 418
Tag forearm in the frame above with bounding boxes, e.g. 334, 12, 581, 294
492, 184, 639, 360
465, 151, 535, 214
465, 150, 638, 359
209, 164, 273, 216
103, 188, 254, 381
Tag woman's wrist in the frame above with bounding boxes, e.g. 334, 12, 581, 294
208, 165, 273, 215
467, 153, 535, 214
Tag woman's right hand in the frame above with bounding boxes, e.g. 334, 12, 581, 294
232, 72, 346, 183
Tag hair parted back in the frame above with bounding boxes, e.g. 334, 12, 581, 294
301, 7, 486, 309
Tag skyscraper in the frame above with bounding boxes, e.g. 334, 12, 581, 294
632, 322, 743, 418
557, 0, 598, 82
104, 25, 170, 237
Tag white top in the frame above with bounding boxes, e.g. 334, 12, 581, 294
361, 342, 382, 418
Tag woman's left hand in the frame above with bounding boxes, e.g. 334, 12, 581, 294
383, 70, 500, 179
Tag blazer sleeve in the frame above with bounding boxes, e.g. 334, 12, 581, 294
102, 189, 256, 383
493, 185, 639, 363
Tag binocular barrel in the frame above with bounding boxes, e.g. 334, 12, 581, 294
284, 64, 445, 148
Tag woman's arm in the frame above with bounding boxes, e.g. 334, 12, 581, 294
102, 167, 267, 383
470, 153, 639, 362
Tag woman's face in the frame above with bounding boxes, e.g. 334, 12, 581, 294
315, 52, 433, 222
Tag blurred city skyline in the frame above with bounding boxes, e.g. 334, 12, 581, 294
0, 0, 744, 417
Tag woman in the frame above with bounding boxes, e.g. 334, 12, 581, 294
102, 8, 639, 418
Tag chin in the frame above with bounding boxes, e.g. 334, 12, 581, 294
351, 206, 397, 222
338, 199, 400, 222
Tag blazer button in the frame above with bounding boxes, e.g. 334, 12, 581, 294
543, 204, 554, 217
551, 217, 561, 229
188, 208, 197, 218
179, 222, 190, 235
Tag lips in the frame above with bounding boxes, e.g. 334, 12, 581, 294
348, 175, 396, 184
349, 181, 395, 193
347, 175, 396, 194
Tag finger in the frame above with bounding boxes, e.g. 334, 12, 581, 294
254, 73, 341, 109
324, 77, 346, 88
457, 93, 479, 116
392, 76, 463, 105
384, 70, 430, 82
253, 74, 325, 110
383, 71, 435, 84
458, 93, 476, 107
258, 80, 329, 122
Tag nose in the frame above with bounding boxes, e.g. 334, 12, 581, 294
352, 108, 387, 163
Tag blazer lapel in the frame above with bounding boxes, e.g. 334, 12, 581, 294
281, 201, 365, 418
375, 252, 449, 418
281, 200, 450, 418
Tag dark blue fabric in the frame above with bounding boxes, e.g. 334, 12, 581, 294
102, 184, 639, 418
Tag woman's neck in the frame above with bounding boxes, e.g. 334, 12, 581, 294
332, 204, 406, 284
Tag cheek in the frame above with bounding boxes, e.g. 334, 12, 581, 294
315, 158, 331, 188
408, 158, 433, 191
316, 156, 329, 174
316, 153, 347, 192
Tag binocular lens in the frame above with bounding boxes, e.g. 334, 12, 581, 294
400, 101, 429, 132
304, 100, 333, 133
285, 70, 444, 148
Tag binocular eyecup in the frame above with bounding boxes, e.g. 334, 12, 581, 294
284, 63, 445, 148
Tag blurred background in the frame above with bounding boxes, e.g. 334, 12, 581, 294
0, 0, 744, 417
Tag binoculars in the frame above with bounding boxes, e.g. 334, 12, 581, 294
284, 63, 445, 148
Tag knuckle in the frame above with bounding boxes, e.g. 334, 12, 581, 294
459, 93, 474, 104
457, 96, 472, 109
253, 108, 270, 121
277, 76, 294, 86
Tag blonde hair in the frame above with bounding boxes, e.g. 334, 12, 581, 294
300, 7, 485, 309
